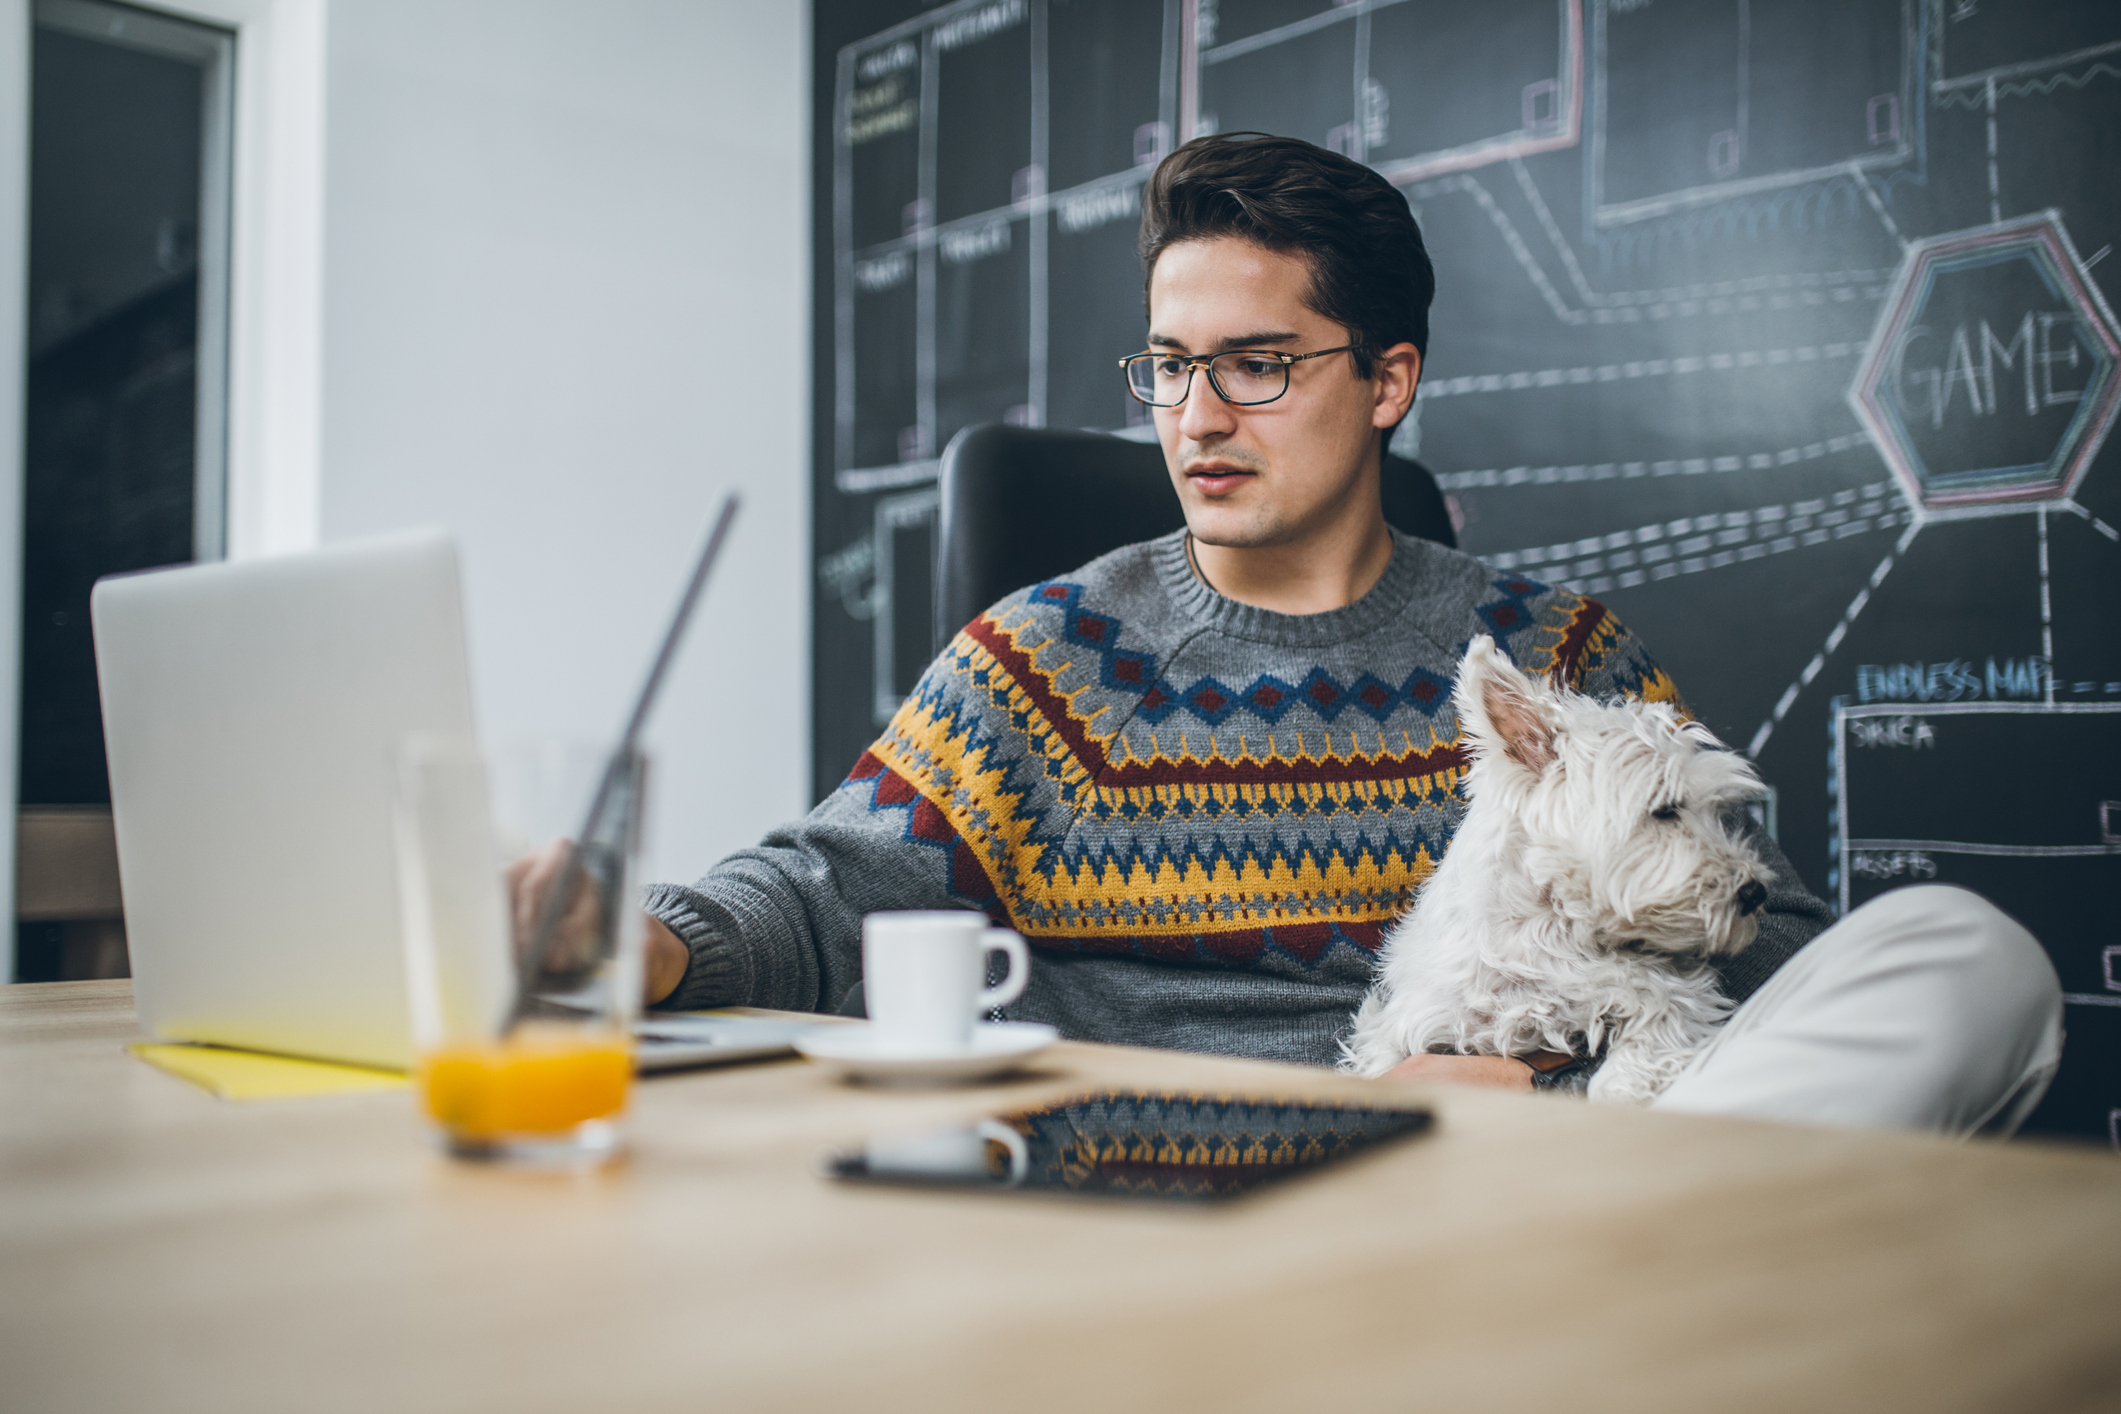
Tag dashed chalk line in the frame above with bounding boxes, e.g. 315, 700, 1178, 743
1417, 341, 1862, 400
1744, 519, 1921, 760
1432, 431, 1871, 492
1486, 482, 1907, 601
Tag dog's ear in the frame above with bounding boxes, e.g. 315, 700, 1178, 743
1456, 635, 1557, 775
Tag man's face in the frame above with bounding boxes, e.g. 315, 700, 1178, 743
1145, 236, 1403, 549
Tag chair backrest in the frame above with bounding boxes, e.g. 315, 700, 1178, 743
933, 422, 1457, 643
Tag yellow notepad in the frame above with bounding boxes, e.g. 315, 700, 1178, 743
130, 1042, 411, 1101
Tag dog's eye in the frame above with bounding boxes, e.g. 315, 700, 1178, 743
1651, 803, 1682, 821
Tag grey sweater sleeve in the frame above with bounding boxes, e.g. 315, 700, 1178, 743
640, 613, 1025, 1015
642, 778, 978, 1014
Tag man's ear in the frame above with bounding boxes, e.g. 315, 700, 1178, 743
1369, 342, 1422, 431
1455, 635, 1556, 775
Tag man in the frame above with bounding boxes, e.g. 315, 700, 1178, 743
637, 134, 2061, 1133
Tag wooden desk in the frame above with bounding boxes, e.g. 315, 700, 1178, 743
3, 981, 2117, 1412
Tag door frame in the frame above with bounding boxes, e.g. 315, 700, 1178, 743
1, 0, 327, 975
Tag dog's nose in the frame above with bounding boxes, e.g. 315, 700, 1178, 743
1736, 880, 1767, 916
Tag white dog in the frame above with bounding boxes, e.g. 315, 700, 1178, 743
1340, 635, 1773, 1104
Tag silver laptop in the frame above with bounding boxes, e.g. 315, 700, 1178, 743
92, 531, 809, 1073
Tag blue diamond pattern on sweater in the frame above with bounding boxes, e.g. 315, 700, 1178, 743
1346, 673, 1400, 721
1182, 677, 1239, 726
1295, 667, 1348, 720
1028, 579, 1159, 699
1240, 674, 1299, 723
1476, 574, 1550, 646
1025, 577, 1486, 732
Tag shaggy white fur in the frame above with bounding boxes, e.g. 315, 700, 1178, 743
1340, 636, 1773, 1104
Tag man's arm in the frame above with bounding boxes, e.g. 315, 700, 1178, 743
637, 760, 998, 1013
634, 608, 1035, 1013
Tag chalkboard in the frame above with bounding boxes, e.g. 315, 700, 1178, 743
809, 0, 2121, 1143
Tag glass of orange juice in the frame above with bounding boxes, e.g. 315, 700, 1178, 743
394, 736, 647, 1164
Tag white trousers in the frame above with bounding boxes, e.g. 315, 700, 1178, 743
1652, 885, 2064, 1137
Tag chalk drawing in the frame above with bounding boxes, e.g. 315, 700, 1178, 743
1849, 212, 2121, 518
826, 0, 2121, 856
1486, 482, 1906, 597
1833, 701, 2121, 912
1432, 432, 1873, 491
1746, 523, 1918, 760
814, 0, 2121, 1145
1419, 341, 1862, 401
1589, 0, 1917, 227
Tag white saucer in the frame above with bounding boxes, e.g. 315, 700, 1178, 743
795, 1021, 1059, 1086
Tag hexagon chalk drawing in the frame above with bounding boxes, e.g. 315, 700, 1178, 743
1849, 212, 2121, 515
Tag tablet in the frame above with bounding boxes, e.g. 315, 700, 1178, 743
823, 1088, 1433, 1201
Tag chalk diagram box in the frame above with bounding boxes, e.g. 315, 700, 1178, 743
935, 14, 1032, 224
935, 219, 1033, 449
850, 264, 918, 471
1047, 191, 1152, 435
1045, 0, 1171, 192
1934, 2, 2121, 89
1848, 212, 2121, 514
1198, 0, 1580, 182
1590, 0, 1915, 227
845, 41, 921, 251
1838, 702, 2121, 1140
1199, 10, 1359, 157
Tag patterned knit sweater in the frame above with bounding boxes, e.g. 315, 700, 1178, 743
645, 528, 1832, 1067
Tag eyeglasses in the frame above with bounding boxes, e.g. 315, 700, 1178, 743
1118, 345, 1359, 407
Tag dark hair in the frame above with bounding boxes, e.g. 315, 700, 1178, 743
1138, 133, 1435, 378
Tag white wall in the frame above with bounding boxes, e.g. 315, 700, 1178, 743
0, 0, 801, 966
315, 0, 812, 884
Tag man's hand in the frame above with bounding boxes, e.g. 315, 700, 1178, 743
643, 914, 687, 1006
503, 840, 604, 981
1381, 1053, 1539, 1089
503, 844, 686, 1006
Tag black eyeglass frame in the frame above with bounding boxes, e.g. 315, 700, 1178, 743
1117, 345, 1362, 407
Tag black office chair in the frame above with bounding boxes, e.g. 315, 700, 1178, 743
933, 422, 1457, 642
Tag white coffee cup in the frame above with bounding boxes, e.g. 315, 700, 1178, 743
861, 911, 1030, 1055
